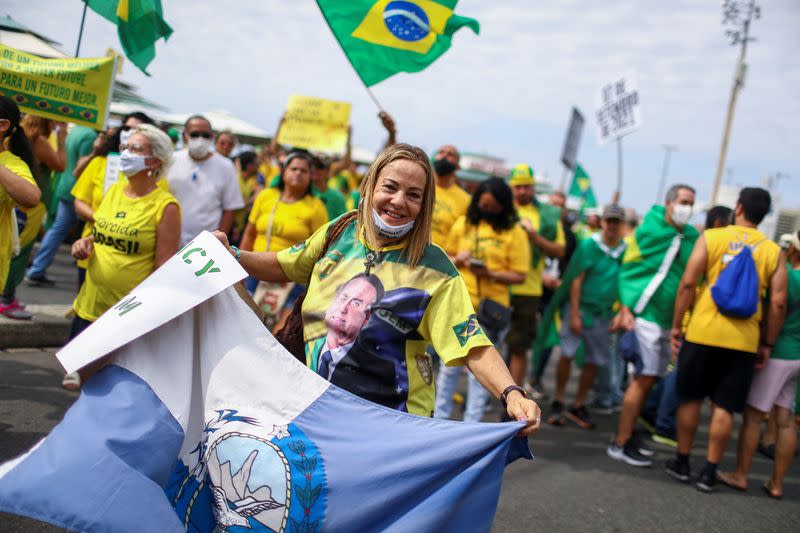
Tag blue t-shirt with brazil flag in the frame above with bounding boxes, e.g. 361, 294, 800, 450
277, 213, 492, 417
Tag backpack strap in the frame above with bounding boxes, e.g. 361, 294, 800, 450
274, 211, 358, 362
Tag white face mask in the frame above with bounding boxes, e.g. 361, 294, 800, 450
187, 136, 212, 158
671, 204, 693, 227
119, 149, 149, 176
372, 208, 415, 239
119, 129, 132, 148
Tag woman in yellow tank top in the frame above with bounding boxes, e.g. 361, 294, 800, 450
67, 124, 181, 389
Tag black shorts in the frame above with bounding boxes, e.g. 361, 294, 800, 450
506, 295, 539, 352
676, 340, 756, 413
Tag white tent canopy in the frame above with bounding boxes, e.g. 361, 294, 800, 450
160, 110, 270, 142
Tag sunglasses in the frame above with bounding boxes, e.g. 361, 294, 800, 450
188, 131, 212, 139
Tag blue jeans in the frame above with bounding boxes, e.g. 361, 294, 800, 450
644, 367, 679, 435
593, 332, 624, 407
27, 199, 77, 279
434, 318, 506, 422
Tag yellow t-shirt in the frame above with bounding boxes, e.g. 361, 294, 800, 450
71, 156, 168, 268
276, 216, 492, 416
445, 217, 531, 308
0, 151, 37, 287
73, 181, 180, 321
685, 225, 782, 353
248, 188, 328, 252
512, 203, 566, 297
431, 183, 471, 248
258, 161, 280, 183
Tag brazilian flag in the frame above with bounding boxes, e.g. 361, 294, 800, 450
317, 0, 480, 86
567, 164, 598, 216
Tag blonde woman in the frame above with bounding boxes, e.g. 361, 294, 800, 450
214, 143, 541, 435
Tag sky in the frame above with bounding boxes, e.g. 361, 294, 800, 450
7, 0, 800, 213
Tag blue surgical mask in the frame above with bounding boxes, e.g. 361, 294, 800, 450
371, 208, 414, 239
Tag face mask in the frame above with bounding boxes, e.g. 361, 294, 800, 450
119, 129, 132, 148
372, 208, 415, 239
433, 158, 457, 176
671, 204, 693, 227
188, 137, 212, 158
119, 149, 148, 176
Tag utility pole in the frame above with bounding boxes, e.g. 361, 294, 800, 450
711, 0, 761, 205
655, 144, 677, 204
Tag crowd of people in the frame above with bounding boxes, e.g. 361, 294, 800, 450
1, 93, 798, 498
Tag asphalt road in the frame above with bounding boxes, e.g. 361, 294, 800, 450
1, 348, 798, 532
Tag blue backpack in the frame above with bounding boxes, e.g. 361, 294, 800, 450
711, 242, 761, 319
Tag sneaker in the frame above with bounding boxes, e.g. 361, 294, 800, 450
607, 438, 653, 467
632, 430, 656, 457
665, 458, 691, 483
565, 405, 595, 430
696, 468, 716, 493
589, 400, 615, 416
0, 299, 33, 320
546, 400, 565, 426
526, 381, 547, 401
652, 431, 678, 448
25, 274, 55, 287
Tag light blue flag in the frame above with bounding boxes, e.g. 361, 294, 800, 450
0, 234, 532, 533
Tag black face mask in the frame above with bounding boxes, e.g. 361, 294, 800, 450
433, 158, 457, 176
478, 210, 505, 227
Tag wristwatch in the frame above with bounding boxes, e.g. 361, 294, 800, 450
500, 385, 528, 407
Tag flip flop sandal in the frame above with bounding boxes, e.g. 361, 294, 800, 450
761, 481, 783, 500
716, 472, 747, 492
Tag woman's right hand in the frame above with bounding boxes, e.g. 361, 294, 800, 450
71, 237, 93, 260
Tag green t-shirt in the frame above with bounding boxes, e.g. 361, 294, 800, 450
276, 215, 492, 417
574, 233, 626, 320
54, 126, 97, 202
773, 263, 800, 360
312, 185, 347, 220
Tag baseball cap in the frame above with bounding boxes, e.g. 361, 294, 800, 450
602, 204, 626, 221
779, 232, 800, 251
508, 164, 535, 186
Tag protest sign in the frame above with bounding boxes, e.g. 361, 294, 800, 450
561, 107, 585, 170
276, 94, 351, 153
0, 44, 116, 130
595, 74, 642, 144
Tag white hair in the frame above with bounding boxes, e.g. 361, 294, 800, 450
133, 123, 174, 176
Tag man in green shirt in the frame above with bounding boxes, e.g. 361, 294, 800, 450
717, 231, 800, 500
26, 125, 96, 286
546, 204, 627, 430
311, 156, 347, 220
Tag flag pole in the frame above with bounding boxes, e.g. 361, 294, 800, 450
362, 85, 384, 112
75, 1, 89, 57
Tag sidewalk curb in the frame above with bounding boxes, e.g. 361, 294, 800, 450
0, 305, 71, 349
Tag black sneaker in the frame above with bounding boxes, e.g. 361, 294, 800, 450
665, 458, 691, 483
607, 438, 653, 467
565, 405, 595, 429
546, 400, 565, 426
25, 274, 55, 287
632, 430, 655, 457
696, 468, 716, 493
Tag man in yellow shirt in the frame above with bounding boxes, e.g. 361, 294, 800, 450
430, 144, 470, 249
506, 164, 565, 388
667, 187, 787, 493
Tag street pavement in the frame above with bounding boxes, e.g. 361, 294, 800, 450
1, 347, 798, 532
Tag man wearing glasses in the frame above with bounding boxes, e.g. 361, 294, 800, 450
167, 115, 244, 245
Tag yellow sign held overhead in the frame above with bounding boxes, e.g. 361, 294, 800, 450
277, 95, 351, 154
0, 44, 116, 130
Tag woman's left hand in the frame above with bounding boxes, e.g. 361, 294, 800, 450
506, 393, 542, 437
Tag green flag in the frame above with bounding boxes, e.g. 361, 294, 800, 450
316, 0, 479, 86
567, 164, 597, 215
84, 0, 172, 75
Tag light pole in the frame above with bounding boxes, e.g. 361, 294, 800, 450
655, 144, 677, 204
711, 0, 761, 205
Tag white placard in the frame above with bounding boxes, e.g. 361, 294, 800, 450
57, 231, 247, 373
595, 74, 642, 144
103, 153, 121, 194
